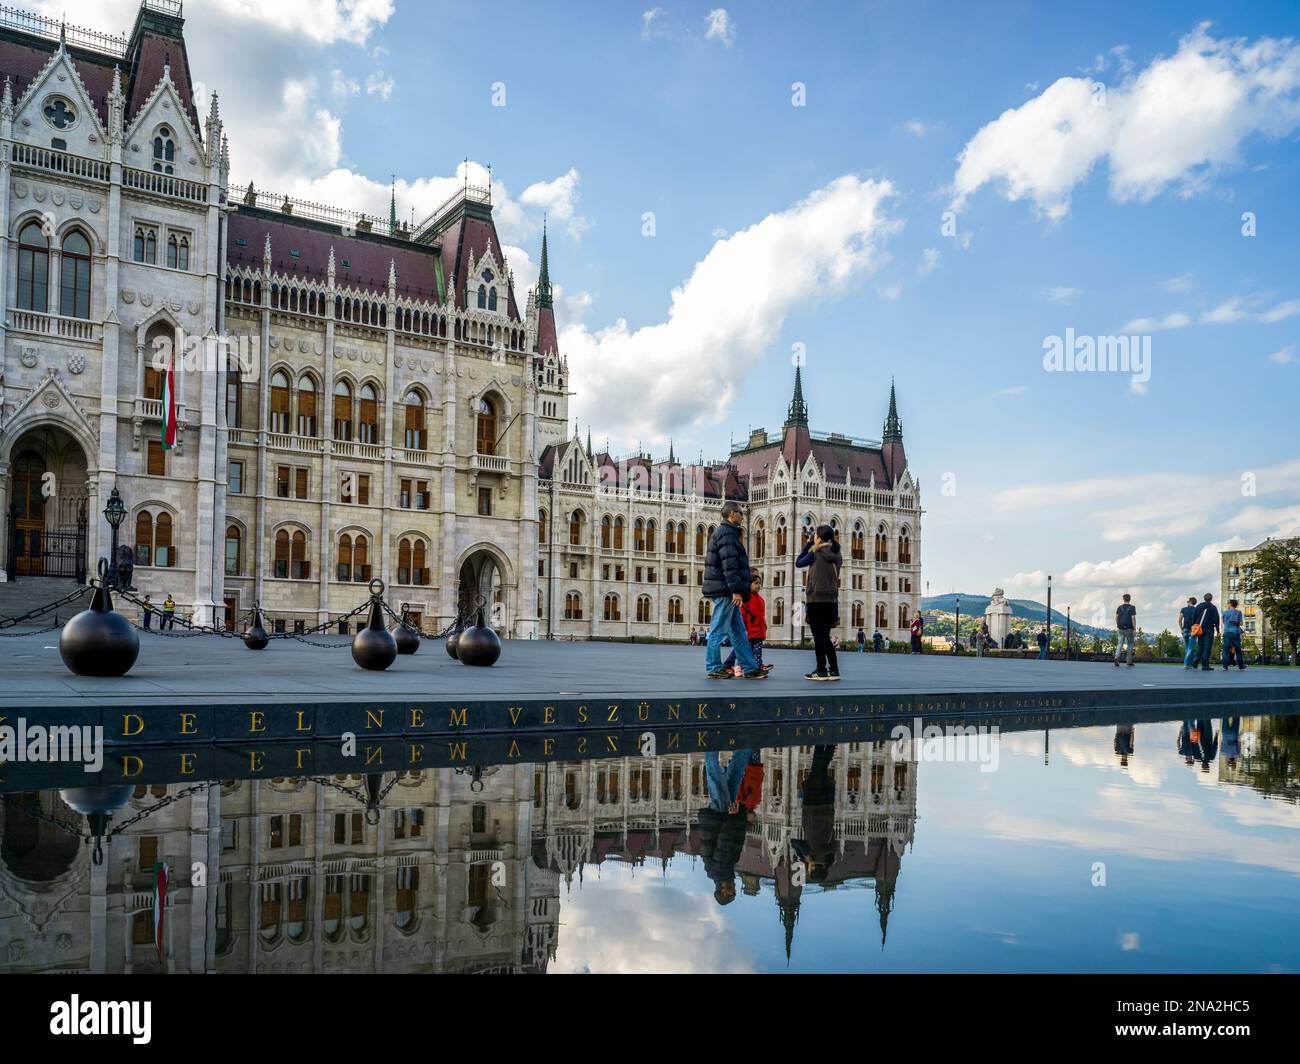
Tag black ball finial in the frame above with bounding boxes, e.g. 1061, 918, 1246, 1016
352, 580, 398, 671
59, 570, 140, 677
456, 603, 502, 668
244, 602, 269, 650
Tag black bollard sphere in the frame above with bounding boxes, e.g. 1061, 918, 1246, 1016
59, 585, 140, 677
244, 605, 269, 650
446, 628, 462, 659
352, 598, 398, 671
394, 622, 420, 655
456, 610, 502, 668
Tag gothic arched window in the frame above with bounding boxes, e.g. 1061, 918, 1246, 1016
60, 229, 92, 319
153, 126, 175, 175
17, 222, 49, 312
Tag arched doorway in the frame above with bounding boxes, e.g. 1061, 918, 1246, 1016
4, 428, 89, 580
457, 548, 508, 632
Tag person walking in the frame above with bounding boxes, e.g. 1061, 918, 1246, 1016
724, 575, 768, 676
796, 525, 843, 681
1178, 596, 1198, 669
873, 629, 883, 652
910, 613, 924, 654
1114, 593, 1137, 667
1222, 598, 1246, 671
702, 501, 765, 680
699, 749, 762, 906
857, 627, 867, 653
1191, 593, 1221, 672
141, 594, 154, 631
976, 622, 989, 658
161, 593, 176, 631
1036, 626, 1049, 659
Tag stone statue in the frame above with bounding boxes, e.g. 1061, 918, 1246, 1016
984, 587, 1013, 649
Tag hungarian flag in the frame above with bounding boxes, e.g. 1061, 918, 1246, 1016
152, 861, 168, 961
161, 355, 178, 450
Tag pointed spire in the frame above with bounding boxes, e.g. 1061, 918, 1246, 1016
389, 175, 397, 231
58, 20, 67, 53
668, 438, 675, 465
586, 426, 592, 458
537, 217, 553, 309
388, 258, 397, 290
883, 378, 903, 443
328, 246, 336, 284
785, 365, 809, 428
263, 232, 272, 272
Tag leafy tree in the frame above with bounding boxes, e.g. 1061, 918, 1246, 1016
1241, 539, 1300, 665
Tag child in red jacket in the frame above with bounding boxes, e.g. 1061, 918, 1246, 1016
725, 575, 769, 677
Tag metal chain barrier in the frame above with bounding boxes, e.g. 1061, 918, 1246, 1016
0, 585, 92, 633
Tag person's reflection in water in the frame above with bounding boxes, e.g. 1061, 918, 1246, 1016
1113, 724, 1135, 769
1221, 716, 1241, 769
1177, 720, 1199, 766
1194, 718, 1218, 773
699, 750, 764, 905
791, 745, 837, 885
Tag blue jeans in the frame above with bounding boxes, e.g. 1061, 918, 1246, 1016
705, 749, 756, 810
706, 597, 759, 674
1183, 632, 1196, 666
1196, 631, 1217, 667
1037, 645, 1048, 659
1223, 632, 1243, 667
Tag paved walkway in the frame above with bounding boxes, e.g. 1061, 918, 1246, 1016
2, 634, 1297, 707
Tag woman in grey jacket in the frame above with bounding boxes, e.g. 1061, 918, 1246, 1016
796, 524, 843, 680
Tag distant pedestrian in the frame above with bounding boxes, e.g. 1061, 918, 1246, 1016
1192, 593, 1220, 672
141, 594, 153, 630
162, 594, 176, 631
1036, 627, 1048, 659
910, 613, 924, 654
724, 575, 768, 676
1222, 598, 1246, 671
1178, 596, 1198, 669
702, 501, 765, 680
873, 629, 883, 652
1114, 593, 1137, 667
857, 627, 866, 653
976, 622, 989, 658
796, 524, 843, 681
1114, 724, 1135, 769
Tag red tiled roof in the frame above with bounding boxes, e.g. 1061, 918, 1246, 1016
124, 29, 201, 135
436, 213, 521, 320
535, 305, 558, 355
0, 38, 116, 129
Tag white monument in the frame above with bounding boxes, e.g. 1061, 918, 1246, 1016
985, 588, 1013, 649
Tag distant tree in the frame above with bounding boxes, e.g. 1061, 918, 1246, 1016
1241, 539, 1300, 665
1155, 628, 1182, 659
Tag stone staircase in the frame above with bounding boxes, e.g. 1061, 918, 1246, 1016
0, 575, 89, 627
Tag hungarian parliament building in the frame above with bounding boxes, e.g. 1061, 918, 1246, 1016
0, 1, 922, 642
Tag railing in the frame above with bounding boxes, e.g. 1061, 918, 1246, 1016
266, 432, 324, 454
230, 183, 394, 237
124, 166, 208, 204
0, 4, 128, 57
333, 440, 385, 461
413, 184, 492, 242
227, 428, 257, 447
11, 142, 109, 182
7, 307, 100, 341
394, 447, 433, 466
472, 452, 509, 473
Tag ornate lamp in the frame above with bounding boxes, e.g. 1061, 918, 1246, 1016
103, 488, 127, 589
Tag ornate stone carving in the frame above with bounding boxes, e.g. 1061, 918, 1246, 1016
68, 354, 85, 375
20, 348, 37, 368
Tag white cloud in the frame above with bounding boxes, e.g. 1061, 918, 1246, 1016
1042, 285, 1082, 304
520, 169, 591, 238
877, 280, 904, 301
953, 24, 1300, 219
904, 119, 940, 137
1269, 344, 1296, 365
563, 176, 899, 445
641, 7, 669, 41
918, 247, 941, 276
987, 385, 1028, 398
1200, 296, 1249, 324
704, 8, 736, 46
365, 71, 395, 101
1117, 312, 1190, 332
1261, 299, 1300, 323
1162, 273, 1196, 293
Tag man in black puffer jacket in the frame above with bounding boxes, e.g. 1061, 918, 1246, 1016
701, 501, 765, 679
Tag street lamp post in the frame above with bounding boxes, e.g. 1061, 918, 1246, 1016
1066, 605, 1071, 661
1045, 574, 1052, 657
103, 489, 127, 590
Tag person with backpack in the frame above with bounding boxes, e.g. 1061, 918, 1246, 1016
910, 613, 924, 654
1036, 627, 1049, 659
796, 524, 843, 681
1114, 593, 1137, 667
701, 501, 766, 680
1191, 593, 1220, 672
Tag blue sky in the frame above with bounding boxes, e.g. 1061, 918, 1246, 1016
51, 0, 1300, 619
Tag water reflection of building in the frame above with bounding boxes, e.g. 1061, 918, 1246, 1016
0, 744, 916, 973
531, 743, 918, 955
1217, 715, 1300, 804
